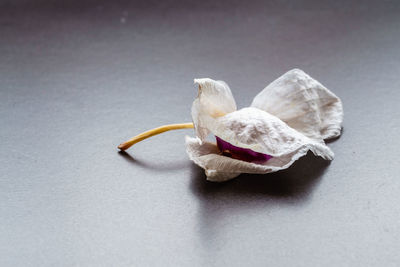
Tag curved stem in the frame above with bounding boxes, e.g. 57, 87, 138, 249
118, 123, 194, 151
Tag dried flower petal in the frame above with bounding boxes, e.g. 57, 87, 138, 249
186, 136, 329, 182
192, 78, 236, 141
251, 69, 343, 141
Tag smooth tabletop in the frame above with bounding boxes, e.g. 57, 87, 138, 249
1, 0, 400, 266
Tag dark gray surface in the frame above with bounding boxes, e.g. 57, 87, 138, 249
1, 0, 400, 266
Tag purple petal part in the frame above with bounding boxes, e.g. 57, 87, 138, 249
216, 136, 272, 163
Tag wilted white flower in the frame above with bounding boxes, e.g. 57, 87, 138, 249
185, 69, 343, 182
118, 68, 343, 182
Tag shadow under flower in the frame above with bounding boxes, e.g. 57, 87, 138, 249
190, 151, 331, 200
189, 152, 332, 249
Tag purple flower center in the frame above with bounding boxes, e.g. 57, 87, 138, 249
215, 136, 272, 163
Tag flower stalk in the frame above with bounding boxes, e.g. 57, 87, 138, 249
118, 123, 194, 151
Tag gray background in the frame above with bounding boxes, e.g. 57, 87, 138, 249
1, 0, 400, 266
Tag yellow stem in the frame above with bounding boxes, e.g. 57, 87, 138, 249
118, 123, 194, 151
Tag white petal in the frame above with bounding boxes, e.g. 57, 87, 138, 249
186, 134, 330, 182
192, 78, 237, 141
251, 69, 343, 141
208, 107, 333, 159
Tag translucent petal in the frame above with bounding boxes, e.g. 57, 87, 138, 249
192, 78, 237, 141
251, 69, 343, 141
